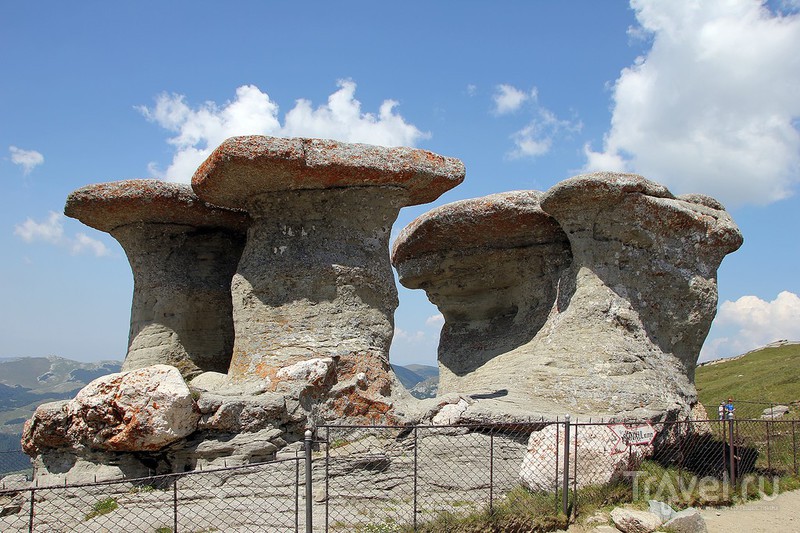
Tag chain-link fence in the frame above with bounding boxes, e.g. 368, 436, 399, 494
0, 454, 306, 532
0, 417, 798, 531
318, 417, 800, 531
0, 450, 32, 480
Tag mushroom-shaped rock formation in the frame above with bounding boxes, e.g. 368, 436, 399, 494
451, 172, 742, 421
192, 136, 465, 420
391, 191, 571, 395
65, 180, 248, 379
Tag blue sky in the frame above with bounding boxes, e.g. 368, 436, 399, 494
2, 1, 799, 367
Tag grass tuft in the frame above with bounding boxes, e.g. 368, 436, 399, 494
85, 497, 118, 520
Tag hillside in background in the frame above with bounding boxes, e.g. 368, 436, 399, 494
695, 341, 800, 419
391, 363, 439, 399
0, 356, 121, 449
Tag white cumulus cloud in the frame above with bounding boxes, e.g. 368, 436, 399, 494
425, 313, 444, 327
493, 84, 582, 159
585, 0, 800, 207
394, 328, 427, 343
492, 84, 535, 115
14, 212, 64, 243
700, 291, 800, 360
140, 80, 429, 183
9, 146, 44, 174
14, 212, 110, 257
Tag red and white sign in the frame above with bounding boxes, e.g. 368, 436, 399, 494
607, 422, 657, 454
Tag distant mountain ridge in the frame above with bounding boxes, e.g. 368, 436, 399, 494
0, 356, 122, 446
0, 357, 439, 444
391, 363, 439, 399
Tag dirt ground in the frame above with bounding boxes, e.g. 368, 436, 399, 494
700, 487, 800, 533
562, 488, 800, 532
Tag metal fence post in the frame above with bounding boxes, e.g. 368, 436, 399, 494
766, 420, 772, 471
28, 487, 34, 533
554, 418, 560, 513
793, 420, 798, 476
325, 426, 330, 532
562, 414, 570, 516
413, 427, 418, 531
173, 476, 179, 533
728, 419, 736, 486
295, 452, 300, 533
572, 421, 578, 517
305, 429, 313, 533
489, 432, 494, 515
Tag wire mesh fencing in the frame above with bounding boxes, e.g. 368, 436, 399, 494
0, 417, 797, 532
0, 454, 306, 532
0, 450, 32, 480
318, 417, 800, 531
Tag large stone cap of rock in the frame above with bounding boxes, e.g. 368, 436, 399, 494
540, 171, 743, 253
391, 190, 566, 266
64, 179, 249, 233
540, 171, 674, 214
191, 135, 466, 208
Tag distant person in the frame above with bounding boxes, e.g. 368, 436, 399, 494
718, 402, 725, 420
725, 397, 735, 419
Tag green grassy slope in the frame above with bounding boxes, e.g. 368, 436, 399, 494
695, 343, 800, 419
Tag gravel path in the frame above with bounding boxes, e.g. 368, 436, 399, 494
701, 488, 800, 533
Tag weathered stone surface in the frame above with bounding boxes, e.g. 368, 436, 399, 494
523, 173, 740, 417
761, 405, 790, 419
520, 423, 651, 492
191, 136, 464, 423
398, 173, 741, 421
392, 191, 570, 395
195, 392, 287, 433
648, 500, 676, 522
192, 136, 466, 208
689, 403, 713, 435
663, 508, 707, 533
431, 398, 471, 425
21, 401, 71, 454
171, 428, 284, 469
65, 180, 248, 379
23, 365, 199, 454
610, 507, 663, 533
30, 448, 162, 484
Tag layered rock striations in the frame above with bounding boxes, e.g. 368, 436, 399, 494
191, 136, 464, 422
65, 180, 248, 379
397, 172, 742, 422
391, 191, 571, 395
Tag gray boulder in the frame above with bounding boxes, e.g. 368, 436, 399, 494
663, 507, 707, 533
65, 180, 248, 379
610, 507, 663, 533
761, 405, 790, 419
192, 135, 464, 423
648, 500, 675, 522
23, 365, 199, 454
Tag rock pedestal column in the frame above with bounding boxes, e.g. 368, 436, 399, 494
538, 173, 744, 381
466, 172, 742, 419
65, 180, 249, 379
192, 136, 464, 419
391, 191, 571, 395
